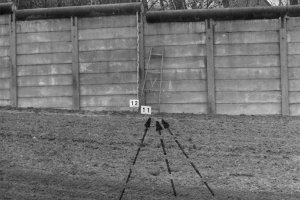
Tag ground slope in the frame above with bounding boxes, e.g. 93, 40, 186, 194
0, 107, 299, 200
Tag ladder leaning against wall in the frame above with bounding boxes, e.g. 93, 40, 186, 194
141, 47, 164, 112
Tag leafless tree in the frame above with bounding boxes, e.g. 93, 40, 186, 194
9, 0, 300, 9
290, 0, 298, 5
12, 0, 138, 9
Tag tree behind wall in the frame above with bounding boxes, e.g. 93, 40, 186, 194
171, 0, 187, 9
13, 0, 139, 9
148, 0, 223, 10
290, 0, 298, 5
8, 0, 300, 9
10, 0, 222, 9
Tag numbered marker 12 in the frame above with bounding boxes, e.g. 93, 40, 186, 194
129, 99, 139, 108
141, 106, 151, 115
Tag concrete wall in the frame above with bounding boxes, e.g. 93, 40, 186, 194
16, 18, 73, 108
7, 15, 138, 111
1, 12, 300, 115
214, 19, 281, 115
144, 22, 207, 113
144, 19, 287, 115
288, 17, 300, 116
0, 15, 10, 106
78, 15, 138, 111
145, 18, 300, 115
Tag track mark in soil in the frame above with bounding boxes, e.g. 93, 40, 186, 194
229, 173, 255, 177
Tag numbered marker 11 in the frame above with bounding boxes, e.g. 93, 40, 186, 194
129, 99, 139, 108
141, 106, 151, 115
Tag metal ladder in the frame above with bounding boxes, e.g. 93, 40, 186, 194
141, 47, 164, 112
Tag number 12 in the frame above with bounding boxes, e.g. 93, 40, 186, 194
129, 100, 139, 108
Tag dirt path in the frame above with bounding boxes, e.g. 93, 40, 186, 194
0, 108, 299, 199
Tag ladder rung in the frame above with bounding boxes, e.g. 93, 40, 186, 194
142, 47, 164, 113
151, 53, 163, 57
145, 89, 160, 92
147, 71, 161, 74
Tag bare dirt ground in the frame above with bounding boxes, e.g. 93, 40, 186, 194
0, 107, 299, 200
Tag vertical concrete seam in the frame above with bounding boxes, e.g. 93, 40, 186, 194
280, 16, 289, 116
71, 16, 80, 110
9, 12, 17, 107
139, 3, 146, 106
206, 19, 216, 114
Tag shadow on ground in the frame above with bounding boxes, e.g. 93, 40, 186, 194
1, 168, 299, 200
